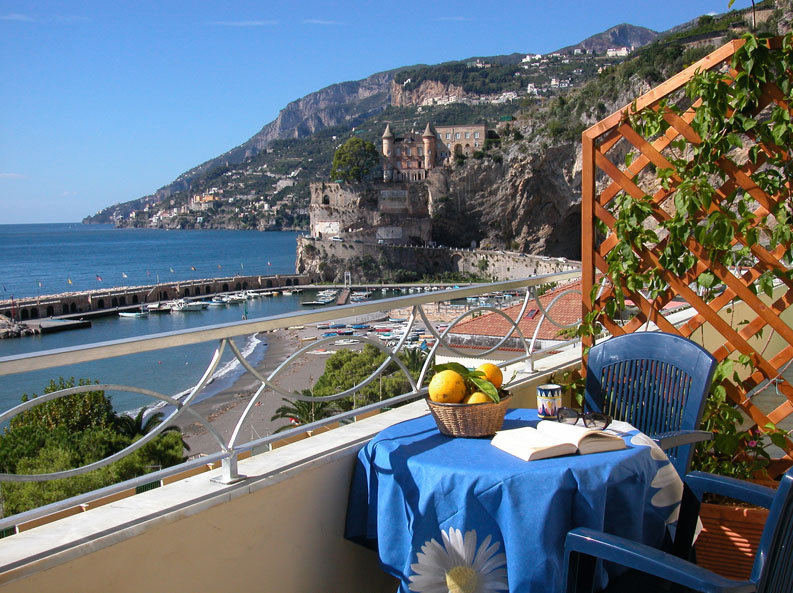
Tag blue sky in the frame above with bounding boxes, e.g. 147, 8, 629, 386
1, 1, 751, 223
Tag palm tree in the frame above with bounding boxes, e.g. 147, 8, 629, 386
399, 347, 429, 380
270, 390, 338, 433
116, 408, 190, 451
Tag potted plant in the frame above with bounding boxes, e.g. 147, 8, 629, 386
688, 359, 790, 579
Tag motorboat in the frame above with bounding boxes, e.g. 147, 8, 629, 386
119, 306, 149, 318
170, 299, 203, 312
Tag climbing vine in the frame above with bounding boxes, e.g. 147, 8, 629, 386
582, 33, 793, 336
580, 33, 793, 476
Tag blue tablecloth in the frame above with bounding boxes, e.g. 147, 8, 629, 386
345, 409, 683, 593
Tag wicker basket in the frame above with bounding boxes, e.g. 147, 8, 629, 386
427, 394, 512, 438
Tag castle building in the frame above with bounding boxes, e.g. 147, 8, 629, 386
381, 122, 488, 182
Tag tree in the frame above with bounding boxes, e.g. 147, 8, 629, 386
0, 378, 187, 516
330, 137, 380, 183
270, 390, 339, 432
312, 346, 414, 411
116, 408, 190, 451
12, 377, 115, 433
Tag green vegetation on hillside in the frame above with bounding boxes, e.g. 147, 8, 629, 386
0, 378, 186, 516
84, 1, 778, 236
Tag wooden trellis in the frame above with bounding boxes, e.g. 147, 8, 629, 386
581, 37, 793, 475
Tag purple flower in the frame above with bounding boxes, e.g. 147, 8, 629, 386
748, 440, 758, 448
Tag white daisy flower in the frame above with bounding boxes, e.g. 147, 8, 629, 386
408, 527, 508, 593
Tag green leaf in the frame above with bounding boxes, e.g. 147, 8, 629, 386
698, 271, 717, 288
469, 376, 500, 402
434, 362, 471, 377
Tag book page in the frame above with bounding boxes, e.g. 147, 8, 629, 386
490, 426, 577, 461
536, 420, 625, 454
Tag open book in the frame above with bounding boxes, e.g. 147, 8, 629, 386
490, 420, 626, 461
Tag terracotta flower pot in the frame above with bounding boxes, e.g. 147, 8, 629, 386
695, 502, 769, 580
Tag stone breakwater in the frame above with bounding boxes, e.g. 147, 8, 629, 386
0, 315, 38, 338
0, 273, 310, 322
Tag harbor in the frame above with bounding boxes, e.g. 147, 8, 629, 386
0, 273, 309, 324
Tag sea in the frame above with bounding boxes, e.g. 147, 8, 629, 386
0, 223, 374, 417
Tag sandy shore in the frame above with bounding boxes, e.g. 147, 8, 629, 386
179, 317, 376, 456
177, 305, 455, 457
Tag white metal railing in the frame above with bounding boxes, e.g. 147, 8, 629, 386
0, 270, 580, 530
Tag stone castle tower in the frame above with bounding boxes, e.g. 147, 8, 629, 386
422, 123, 435, 170
380, 122, 487, 182
382, 123, 394, 158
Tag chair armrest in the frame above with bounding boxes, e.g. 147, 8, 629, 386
685, 471, 776, 508
653, 430, 712, 449
565, 527, 756, 593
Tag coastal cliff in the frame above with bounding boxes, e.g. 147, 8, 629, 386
391, 80, 468, 107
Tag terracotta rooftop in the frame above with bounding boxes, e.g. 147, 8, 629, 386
449, 281, 582, 341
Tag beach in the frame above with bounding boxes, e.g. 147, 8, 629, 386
179, 318, 376, 456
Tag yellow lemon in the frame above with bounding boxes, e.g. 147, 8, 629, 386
464, 391, 492, 404
476, 363, 503, 390
428, 370, 467, 403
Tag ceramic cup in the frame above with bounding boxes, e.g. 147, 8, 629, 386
537, 383, 563, 420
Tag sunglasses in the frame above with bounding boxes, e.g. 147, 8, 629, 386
556, 407, 612, 429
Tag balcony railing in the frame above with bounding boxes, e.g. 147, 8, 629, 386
0, 270, 580, 532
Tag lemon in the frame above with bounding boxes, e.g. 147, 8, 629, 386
464, 391, 492, 404
428, 370, 467, 403
476, 363, 503, 390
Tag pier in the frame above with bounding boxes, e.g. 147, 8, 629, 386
0, 273, 310, 323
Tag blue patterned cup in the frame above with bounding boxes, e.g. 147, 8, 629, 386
537, 384, 563, 419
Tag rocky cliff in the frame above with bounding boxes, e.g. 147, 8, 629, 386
391, 80, 468, 107
429, 76, 655, 260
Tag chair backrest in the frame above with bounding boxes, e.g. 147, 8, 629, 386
584, 332, 717, 477
755, 467, 793, 593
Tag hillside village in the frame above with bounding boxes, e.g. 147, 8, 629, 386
85, 37, 652, 232
84, 2, 780, 262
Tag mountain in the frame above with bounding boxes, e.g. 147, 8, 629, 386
84, 1, 783, 252
139, 71, 395, 203
556, 23, 659, 54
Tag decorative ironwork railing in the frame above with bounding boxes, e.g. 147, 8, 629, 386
0, 271, 580, 530
581, 36, 793, 474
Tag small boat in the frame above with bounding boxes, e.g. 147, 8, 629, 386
119, 306, 149, 318
333, 339, 359, 346
170, 299, 203, 312
147, 302, 172, 313
282, 290, 293, 296
300, 335, 318, 342
316, 324, 331, 329
329, 323, 346, 329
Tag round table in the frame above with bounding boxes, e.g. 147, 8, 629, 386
345, 408, 682, 593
